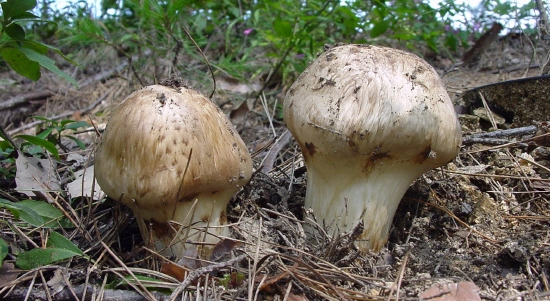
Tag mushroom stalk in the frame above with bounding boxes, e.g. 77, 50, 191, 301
305, 158, 427, 251
130, 190, 237, 257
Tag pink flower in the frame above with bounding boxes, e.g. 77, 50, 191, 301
243, 28, 254, 36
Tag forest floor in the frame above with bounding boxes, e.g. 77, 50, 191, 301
0, 35, 549, 301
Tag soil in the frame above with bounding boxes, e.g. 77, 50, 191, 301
0, 34, 549, 301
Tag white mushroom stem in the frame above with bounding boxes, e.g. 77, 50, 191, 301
305, 158, 427, 252
133, 191, 235, 257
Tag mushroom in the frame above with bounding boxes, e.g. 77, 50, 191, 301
283, 44, 462, 252
95, 80, 253, 258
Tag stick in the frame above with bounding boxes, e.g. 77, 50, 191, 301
169, 253, 248, 300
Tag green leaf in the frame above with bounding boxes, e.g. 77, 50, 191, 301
1, 0, 37, 21
31, 116, 54, 123
14, 134, 59, 160
60, 120, 89, 130
19, 40, 48, 54
16, 247, 80, 270
47, 232, 83, 255
115, 274, 162, 288
0, 198, 22, 219
18, 200, 74, 228
17, 47, 78, 87
0, 238, 8, 265
10, 11, 39, 20
36, 127, 54, 140
445, 34, 458, 52
273, 18, 293, 38
0, 47, 41, 81
5, 23, 25, 40
21, 39, 78, 65
0, 140, 14, 151
65, 136, 86, 150
0, 198, 44, 227
370, 20, 390, 38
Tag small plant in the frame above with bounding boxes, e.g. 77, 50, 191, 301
30, 117, 90, 152
0, 0, 77, 85
0, 118, 89, 183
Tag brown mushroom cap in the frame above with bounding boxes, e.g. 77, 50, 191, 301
283, 44, 462, 251
95, 84, 252, 256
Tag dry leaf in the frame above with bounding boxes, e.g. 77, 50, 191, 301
217, 76, 261, 95
15, 154, 60, 197
66, 165, 103, 199
209, 238, 240, 262
161, 262, 188, 282
177, 246, 201, 270
229, 100, 250, 125
420, 281, 481, 301
47, 268, 67, 295
287, 293, 309, 301
0, 262, 21, 284
532, 180, 550, 190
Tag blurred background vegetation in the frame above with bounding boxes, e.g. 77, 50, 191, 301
0, 0, 542, 90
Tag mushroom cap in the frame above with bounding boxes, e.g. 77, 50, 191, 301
95, 84, 252, 223
284, 44, 462, 175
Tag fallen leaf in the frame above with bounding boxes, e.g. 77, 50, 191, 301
419, 281, 481, 301
15, 154, 60, 198
0, 262, 21, 284
66, 165, 103, 199
47, 268, 67, 295
161, 262, 188, 282
209, 238, 240, 262
229, 100, 250, 125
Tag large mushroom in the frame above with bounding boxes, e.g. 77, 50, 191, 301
95, 80, 252, 258
283, 44, 462, 252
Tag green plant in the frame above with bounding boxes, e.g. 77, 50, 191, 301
0, 0, 77, 85
0, 198, 82, 268
15, 231, 85, 270
0, 118, 89, 162
31, 117, 90, 152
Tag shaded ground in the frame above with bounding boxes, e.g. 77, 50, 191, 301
0, 33, 549, 300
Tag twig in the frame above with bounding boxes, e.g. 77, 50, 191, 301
181, 25, 216, 99
387, 247, 411, 301
465, 125, 538, 138
259, 92, 277, 138
7, 89, 113, 136
1, 284, 166, 301
465, 132, 550, 154
463, 137, 527, 147
462, 22, 503, 66
169, 253, 248, 300
536, 0, 550, 37
0, 91, 54, 111
0, 124, 19, 151
261, 130, 292, 173
479, 92, 498, 129
100, 242, 158, 301
78, 61, 129, 88
445, 169, 550, 182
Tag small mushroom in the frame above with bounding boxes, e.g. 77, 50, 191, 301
283, 44, 462, 251
95, 82, 252, 258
